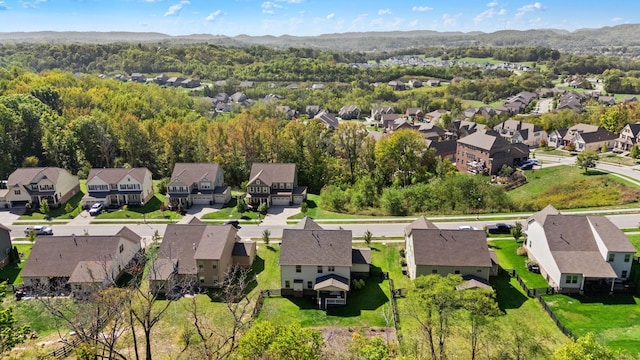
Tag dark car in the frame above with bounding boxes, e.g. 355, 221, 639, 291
520, 162, 534, 170
487, 223, 514, 234
224, 220, 240, 229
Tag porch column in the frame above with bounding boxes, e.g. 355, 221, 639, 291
610, 278, 615, 293
580, 276, 585, 291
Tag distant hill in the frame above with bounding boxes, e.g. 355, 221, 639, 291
1, 24, 640, 53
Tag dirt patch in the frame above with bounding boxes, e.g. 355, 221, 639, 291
321, 326, 396, 359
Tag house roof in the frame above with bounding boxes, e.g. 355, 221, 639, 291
232, 241, 255, 257
577, 127, 618, 143
248, 163, 297, 186
314, 110, 339, 129
352, 248, 371, 265
87, 168, 149, 184
170, 163, 221, 185
405, 215, 438, 236
409, 229, 492, 268
69, 260, 110, 283
155, 223, 237, 277
457, 130, 509, 151
0, 223, 10, 232
279, 228, 352, 267
21, 227, 141, 279
7, 167, 66, 186
456, 278, 492, 291
625, 123, 640, 137
526, 204, 560, 228
587, 216, 636, 252
292, 217, 323, 230
314, 273, 349, 291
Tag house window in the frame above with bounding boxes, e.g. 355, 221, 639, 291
317, 266, 323, 274
477, 269, 482, 273
608, 254, 615, 262
307, 281, 313, 289
622, 270, 628, 278
14, 190, 20, 195
197, 261, 203, 269
212, 262, 217, 269
566, 275, 578, 284
256, 180, 261, 185
624, 254, 631, 262
119, 244, 124, 253
286, 183, 292, 189
328, 266, 335, 272
199, 277, 205, 284
454, 270, 461, 274
295, 265, 301, 273
432, 269, 438, 274
285, 280, 290, 288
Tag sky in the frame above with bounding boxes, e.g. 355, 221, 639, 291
0, 0, 639, 37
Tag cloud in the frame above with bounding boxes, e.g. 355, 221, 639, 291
262, 1, 282, 15
486, 1, 498, 7
19, 0, 47, 8
611, 17, 623, 23
326, 13, 335, 20
277, 0, 303, 3
164, 0, 189, 16
412, 6, 433, 12
378, 8, 391, 15
474, 7, 507, 23
516, 2, 542, 17
0, 1, 7, 10
409, 19, 419, 27
442, 13, 461, 27
352, 13, 368, 26
205, 10, 222, 22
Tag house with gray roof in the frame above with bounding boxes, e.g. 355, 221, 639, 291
614, 122, 640, 153
525, 205, 635, 293
149, 219, 255, 294
0, 167, 80, 209
493, 119, 548, 147
246, 163, 306, 208
279, 218, 370, 309
456, 130, 529, 175
338, 105, 361, 120
83, 168, 153, 208
167, 163, 231, 208
551, 123, 617, 152
404, 217, 492, 281
21, 227, 141, 298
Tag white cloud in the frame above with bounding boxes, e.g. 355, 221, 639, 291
378, 8, 391, 15
164, 0, 189, 16
498, 9, 507, 15
474, 7, 507, 23
409, 19, 419, 27
352, 13, 368, 26
326, 13, 335, 20
19, 0, 47, 9
277, 0, 304, 3
412, 6, 433, 12
611, 17, 623, 23
442, 13, 461, 27
516, 2, 542, 17
205, 10, 222, 22
262, 1, 282, 15
0, 1, 7, 10
486, 1, 498, 7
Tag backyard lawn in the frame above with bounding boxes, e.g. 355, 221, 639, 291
489, 240, 549, 289
0, 244, 32, 285
542, 293, 640, 354
628, 234, 640, 256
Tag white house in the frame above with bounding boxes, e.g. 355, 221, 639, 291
166, 163, 231, 208
83, 168, 154, 207
525, 205, 636, 293
0, 167, 80, 209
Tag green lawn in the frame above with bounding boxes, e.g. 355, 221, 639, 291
489, 240, 549, 289
0, 244, 32, 285
542, 293, 640, 354
508, 165, 640, 210
627, 234, 640, 256
95, 194, 182, 220
18, 191, 85, 220
288, 194, 390, 220
200, 198, 260, 221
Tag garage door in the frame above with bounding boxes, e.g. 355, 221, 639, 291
192, 196, 211, 205
271, 197, 290, 206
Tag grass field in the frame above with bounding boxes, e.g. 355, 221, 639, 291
542, 293, 640, 354
0, 244, 32, 285
200, 198, 260, 221
288, 194, 381, 220
489, 240, 549, 289
627, 234, 640, 256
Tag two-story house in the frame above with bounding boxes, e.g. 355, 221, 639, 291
279, 218, 370, 309
525, 205, 636, 294
83, 168, 153, 208
456, 130, 530, 175
246, 163, 307, 208
21, 227, 142, 298
493, 119, 548, 147
614, 122, 640, 153
149, 219, 255, 294
548, 124, 617, 152
166, 163, 231, 208
0, 167, 80, 209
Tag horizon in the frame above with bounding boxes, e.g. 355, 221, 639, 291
0, 0, 638, 37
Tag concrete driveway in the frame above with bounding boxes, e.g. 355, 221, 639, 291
177, 204, 222, 224
0, 208, 23, 226
261, 206, 300, 225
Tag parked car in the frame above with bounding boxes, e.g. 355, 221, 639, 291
224, 219, 240, 229
487, 223, 514, 234
520, 163, 534, 170
24, 225, 53, 235
457, 225, 480, 230
89, 202, 104, 216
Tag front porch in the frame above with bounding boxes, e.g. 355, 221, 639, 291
314, 274, 350, 310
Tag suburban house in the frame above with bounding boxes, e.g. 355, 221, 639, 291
525, 205, 636, 293
371, 106, 395, 121
166, 77, 185, 87
314, 110, 339, 130
83, 168, 154, 208
0, 224, 12, 270
279, 217, 370, 309
21, 227, 142, 298
426, 139, 457, 162
130, 73, 146, 82
246, 163, 307, 208
548, 124, 617, 152
456, 130, 530, 175
424, 109, 450, 123
338, 105, 361, 120
167, 163, 231, 208
388, 80, 406, 91
149, 219, 255, 294
493, 119, 548, 147
0, 167, 80, 209
404, 216, 493, 281
445, 120, 488, 140
614, 122, 640, 153
406, 108, 424, 122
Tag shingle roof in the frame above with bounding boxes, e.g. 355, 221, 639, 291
232, 241, 255, 257
409, 229, 492, 268
457, 131, 510, 151
248, 163, 297, 186
7, 167, 66, 186
21, 227, 140, 279
87, 168, 149, 184
0, 223, 10, 232
587, 216, 636, 252
405, 215, 438, 236
170, 163, 221, 185
279, 229, 352, 267
352, 248, 371, 265
292, 217, 323, 230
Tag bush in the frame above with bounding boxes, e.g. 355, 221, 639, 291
352, 278, 365, 290
516, 246, 528, 256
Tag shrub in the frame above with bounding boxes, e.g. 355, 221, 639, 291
516, 246, 528, 256
352, 278, 365, 290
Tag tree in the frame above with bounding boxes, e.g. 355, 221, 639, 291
300, 201, 308, 214
576, 150, 599, 174
265, 323, 324, 360
498, 164, 514, 178
262, 229, 271, 245
630, 144, 640, 159
0, 282, 31, 354
553, 333, 617, 360
21, 155, 39, 167
363, 230, 373, 246
257, 203, 267, 216
64, 203, 74, 215
460, 289, 501, 360
511, 221, 524, 242
39, 199, 50, 217
26, 230, 36, 243
236, 198, 248, 216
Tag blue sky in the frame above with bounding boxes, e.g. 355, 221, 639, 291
0, 0, 638, 37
